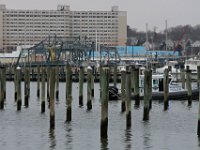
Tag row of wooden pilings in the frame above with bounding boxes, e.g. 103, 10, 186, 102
1, 64, 200, 138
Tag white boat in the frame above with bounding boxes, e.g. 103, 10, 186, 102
139, 73, 184, 96
156, 60, 180, 74
137, 73, 199, 100
185, 58, 200, 74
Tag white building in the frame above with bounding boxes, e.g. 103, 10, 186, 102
0, 4, 127, 52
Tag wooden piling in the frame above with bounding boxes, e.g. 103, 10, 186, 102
143, 68, 152, 121
37, 65, 40, 98
16, 66, 22, 111
79, 66, 84, 106
50, 67, 56, 129
31, 68, 34, 81
197, 66, 200, 136
0, 67, 4, 109
121, 68, 126, 112
14, 68, 17, 101
197, 66, 200, 90
100, 67, 109, 138
130, 66, 134, 95
2, 66, 6, 101
99, 65, 103, 99
66, 64, 72, 122
175, 67, 178, 82
41, 67, 46, 113
186, 66, 192, 105
180, 65, 185, 89
148, 65, 152, 110
24, 68, 29, 107
125, 69, 131, 128
47, 67, 50, 102
113, 64, 118, 87
164, 68, 169, 110
27, 67, 30, 99
91, 67, 94, 97
132, 66, 140, 107
87, 66, 92, 110
55, 66, 59, 101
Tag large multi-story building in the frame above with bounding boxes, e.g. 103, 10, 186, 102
0, 4, 127, 52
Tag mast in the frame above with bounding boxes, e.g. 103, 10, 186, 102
165, 20, 168, 51
146, 23, 149, 43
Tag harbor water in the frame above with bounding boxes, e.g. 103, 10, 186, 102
0, 82, 200, 150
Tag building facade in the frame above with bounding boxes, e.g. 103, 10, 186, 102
0, 4, 127, 52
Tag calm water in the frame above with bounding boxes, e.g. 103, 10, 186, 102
0, 82, 200, 150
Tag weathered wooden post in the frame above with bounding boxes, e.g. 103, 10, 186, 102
31, 68, 34, 81
8, 66, 12, 81
41, 67, 46, 113
130, 66, 134, 96
143, 68, 152, 121
125, 68, 131, 128
197, 66, 200, 136
55, 66, 59, 101
99, 65, 103, 99
27, 67, 30, 99
66, 64, 72, 122
50, 67, 56, 129
100, 66, 109, 138
16, 66, 22, 111
180, 65, 185, 89
132, 66, 140, 107
175, 67, 178, 82
113, 64, 118, 87
91, 66, 94, 97
24, 67, 29, 107
0, 66, 4, 109
37, 65, 40, 98
87, 66, 92, 110
14, 68, 17, 101
148, 65, 152, 110
164, 68, 169, 110
197, 66, 200, 90
79, 66, 84, 106
47, 67, 50, 102
121, 67, 126, 112
186, 66, 192, 105
168, 65, 172, 73
2, 66, 6, 100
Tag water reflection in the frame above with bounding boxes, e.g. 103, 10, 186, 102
198, 136, 200, 147
124, 129, 132, 150
101, 138, 108, 150
49, 129, 56, 150
143, 121, 152, 149
65, 123, 73, 150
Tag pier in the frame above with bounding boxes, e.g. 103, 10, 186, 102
0, 36, 200, 146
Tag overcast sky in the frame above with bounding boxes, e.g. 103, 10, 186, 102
1, 0, 200, 32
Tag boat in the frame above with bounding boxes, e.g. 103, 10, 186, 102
109, 73, 199, 101
185, 57, 200, 74
136, 73, 198, 100
156, 60, 180, 74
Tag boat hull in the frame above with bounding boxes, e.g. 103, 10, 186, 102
132, 89, 199, 100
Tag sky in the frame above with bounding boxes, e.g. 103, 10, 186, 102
1, 0, 200, 32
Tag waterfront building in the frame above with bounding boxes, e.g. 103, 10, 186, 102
0, 4, 127, 52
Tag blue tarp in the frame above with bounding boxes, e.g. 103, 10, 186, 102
88, 46, 179, 58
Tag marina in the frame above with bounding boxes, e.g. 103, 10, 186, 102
0, 2, 200, 150
0, 82, 200, 150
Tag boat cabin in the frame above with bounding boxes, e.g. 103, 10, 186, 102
139, 74, 172, 96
